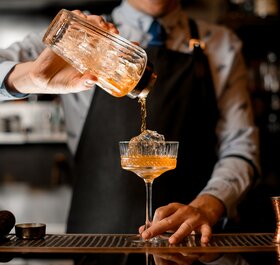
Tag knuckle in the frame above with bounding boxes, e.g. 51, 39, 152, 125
71, 10, 80, 14
177, 205, 188, 213
164, 218, 173, 226
154, 207, 165, 218
181, 221, 193, 231
168, 202, 180, 208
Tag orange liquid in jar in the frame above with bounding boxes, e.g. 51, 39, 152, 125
105, 78, 138, 97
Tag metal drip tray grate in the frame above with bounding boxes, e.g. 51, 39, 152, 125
0, 233, 276, 254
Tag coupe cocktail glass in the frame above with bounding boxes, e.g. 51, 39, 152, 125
119, 141, 179, 243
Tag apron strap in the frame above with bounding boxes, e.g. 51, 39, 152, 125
189, 18, 199, 39
188, 18, 212, 82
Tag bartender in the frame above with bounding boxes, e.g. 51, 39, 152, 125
0, 0, 259, 246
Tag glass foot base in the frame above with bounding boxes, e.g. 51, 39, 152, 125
125, 234, 170, 246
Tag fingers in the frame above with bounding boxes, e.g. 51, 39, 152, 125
141, 203, 180, 238
141, 203, 185, 240
168, 221, 194, 244
200, 223, 212, 244
87, 15, 108, 28
80, 73, 98, 89
168, 222, 211, 245
62, 72, 97, 93
131, 41, 140, 46
168, 215, 212, 245
87, 16, 119, 34
71, 10, 87, 19
153, 203, 180, 223
138, 225, 145, 234
71, 10, 119, 34
141, 203, 213, 245
31, 50, 98, 94
106, 22, 119, 34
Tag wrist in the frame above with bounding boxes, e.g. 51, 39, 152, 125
190, 194, 225, 226
5, 62, 34, 95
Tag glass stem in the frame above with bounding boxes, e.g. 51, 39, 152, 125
145, 181, 153, 230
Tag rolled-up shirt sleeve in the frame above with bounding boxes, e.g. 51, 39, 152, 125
0, 61, 25, 100
0, 31, 45, 101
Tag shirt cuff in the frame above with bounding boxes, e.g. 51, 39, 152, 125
0, 61, 29, 100
198, 157, 253, 218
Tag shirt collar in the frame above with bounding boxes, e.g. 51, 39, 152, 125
113, 0, 183, 33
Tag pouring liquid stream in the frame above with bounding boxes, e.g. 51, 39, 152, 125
139, 97, 147, 133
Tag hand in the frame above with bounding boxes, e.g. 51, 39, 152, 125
6, 10, 119, 95
6, 47, 98, 95
140, 194, 225, 244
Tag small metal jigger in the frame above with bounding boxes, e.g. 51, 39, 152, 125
271, 196, 280, 243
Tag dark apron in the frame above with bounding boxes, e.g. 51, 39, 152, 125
67, 19, 219, 236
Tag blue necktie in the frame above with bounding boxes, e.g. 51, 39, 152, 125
147, 20, 167, 47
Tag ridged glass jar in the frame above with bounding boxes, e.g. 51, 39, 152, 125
43, 9, 156, 98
